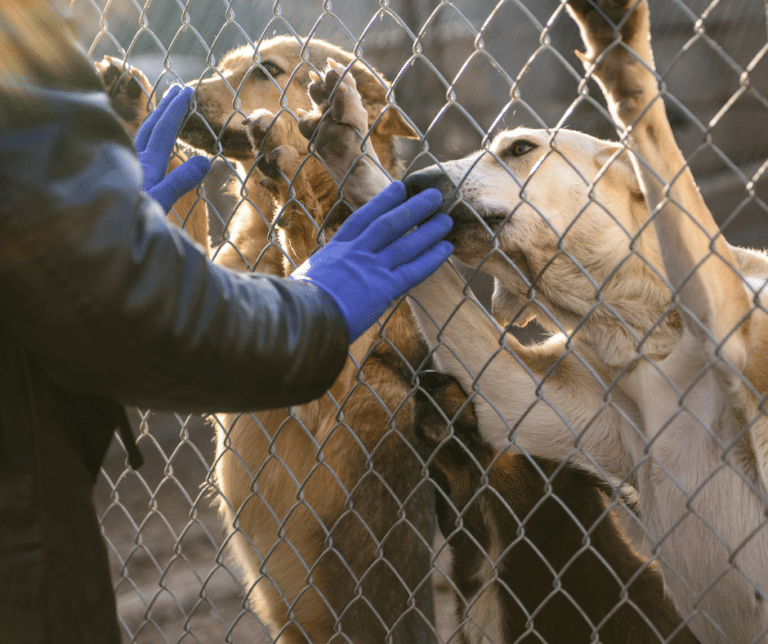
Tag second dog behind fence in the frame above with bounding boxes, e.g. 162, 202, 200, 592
404, 2, 768, 642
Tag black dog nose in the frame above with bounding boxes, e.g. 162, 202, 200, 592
404, 166, 448, 199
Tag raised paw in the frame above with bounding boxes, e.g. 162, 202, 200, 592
242, 109, 303, 185
566, 0, 655, 127
95, 55, 153, 136
566, 0, 650, 65
296, 59, 390, 205
298, 59, 370, 155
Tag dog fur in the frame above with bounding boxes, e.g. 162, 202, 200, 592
95, 56, 211, 255
180, 39, 444, 644
416, 371, 698, 644
300, 3, 768, 641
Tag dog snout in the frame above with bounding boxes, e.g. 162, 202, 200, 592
404, 167, 456, 204
404, 167, 442, 197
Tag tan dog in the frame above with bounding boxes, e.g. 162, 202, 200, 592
181, 39, 445, 644
95, 56, 210, 255
301, 3, 768, 641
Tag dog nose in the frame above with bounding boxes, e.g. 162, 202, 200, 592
404, 167, 448, 199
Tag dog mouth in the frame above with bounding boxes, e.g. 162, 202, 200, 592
445, 200, 510, 238
178, 113, 253, 159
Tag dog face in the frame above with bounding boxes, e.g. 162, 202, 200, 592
179, 36, 416, 161
406, 127, 665, 333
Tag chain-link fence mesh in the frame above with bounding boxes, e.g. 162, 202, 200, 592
66, 0, 768, 641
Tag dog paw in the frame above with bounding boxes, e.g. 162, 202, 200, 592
95, 56, 153, 134
298, 59, 370, 157
566, 0, 649, 64
243, 109, 303, 185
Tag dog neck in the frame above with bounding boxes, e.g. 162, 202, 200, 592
493, 261, 682, 370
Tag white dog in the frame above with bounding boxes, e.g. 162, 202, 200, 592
300, 1, 768, 641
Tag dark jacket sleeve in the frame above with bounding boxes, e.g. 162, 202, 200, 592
0, 85, 349, 413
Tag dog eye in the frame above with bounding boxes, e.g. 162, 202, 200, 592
252, 62, 283, 80
506, 140, 536, 157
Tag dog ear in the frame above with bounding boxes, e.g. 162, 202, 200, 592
594, 143, 649, 229
348, 63, 420, 140
375, 106, 419, 140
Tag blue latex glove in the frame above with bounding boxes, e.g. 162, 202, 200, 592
291, 182, 453, 342
134, 85, 210, 212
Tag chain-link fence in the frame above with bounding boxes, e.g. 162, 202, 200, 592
66, 0, 768, 641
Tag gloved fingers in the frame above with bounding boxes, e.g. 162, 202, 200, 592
362, 188, 443, 253
392, 240, 454, 297
333, 181, 406, 243
143, 86, 193, 161
147, 155, 211, 213
380, 213, 452, 269
133, 84, 183, 152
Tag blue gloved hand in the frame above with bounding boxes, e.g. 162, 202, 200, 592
291, 182, 453, 343
134, 84, 210, 212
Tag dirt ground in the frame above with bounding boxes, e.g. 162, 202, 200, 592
94, 409, 457, 644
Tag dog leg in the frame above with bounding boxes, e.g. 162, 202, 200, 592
298, 60, 392, 208
566, 0, 755, 386
243, 109, 326, 271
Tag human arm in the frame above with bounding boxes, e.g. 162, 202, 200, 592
0, 85, 348, 412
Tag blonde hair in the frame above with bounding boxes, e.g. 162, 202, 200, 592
0, 0, 100, 96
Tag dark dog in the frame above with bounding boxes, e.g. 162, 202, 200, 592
417, 371, 698, 644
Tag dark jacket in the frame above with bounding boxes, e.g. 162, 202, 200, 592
0, 55, 348, 643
